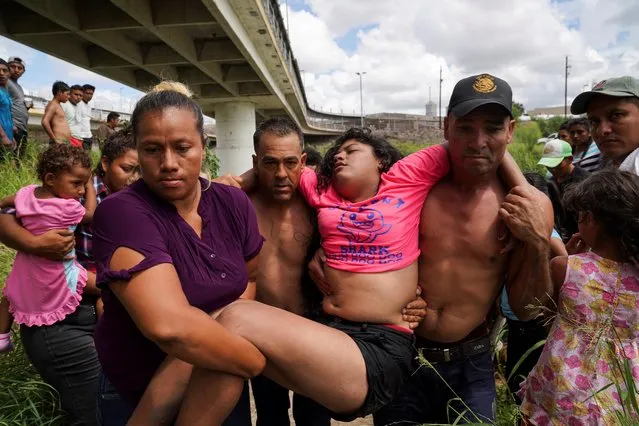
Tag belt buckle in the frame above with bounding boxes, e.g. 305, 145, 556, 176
443, 348, 451, 362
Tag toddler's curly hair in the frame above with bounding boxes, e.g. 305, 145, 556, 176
36, 144, 92, 182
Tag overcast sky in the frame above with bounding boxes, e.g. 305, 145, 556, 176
0, 0, 637, 116
287, 0, 639, 115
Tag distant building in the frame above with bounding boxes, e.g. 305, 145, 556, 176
527, 106, 581, 118
425, 102, 437, 119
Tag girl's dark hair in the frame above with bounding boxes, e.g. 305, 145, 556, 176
95, 127, 136, 177
316, 127, 403, 193
131, 81, 205, 145
564, 169, 639, 264
36, 144, 92, 182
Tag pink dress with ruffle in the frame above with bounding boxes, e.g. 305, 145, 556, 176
519, 251, 639, 425
3, 185, 87, 326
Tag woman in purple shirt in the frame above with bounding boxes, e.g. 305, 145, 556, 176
91, 83, 266, 424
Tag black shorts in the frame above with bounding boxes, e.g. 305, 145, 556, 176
316, 315, 415, 421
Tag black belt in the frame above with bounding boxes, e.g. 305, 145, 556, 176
418, 335, 491, 363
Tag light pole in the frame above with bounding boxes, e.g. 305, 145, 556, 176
356, 71, 366, 128
438, 66, 443, 129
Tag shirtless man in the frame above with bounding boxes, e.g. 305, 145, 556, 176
41, 81, 71, 144
372, 74, 553, 425
248, 117, 331, 426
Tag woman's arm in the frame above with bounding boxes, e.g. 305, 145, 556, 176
0, 214, 75, 260
0, 194, 16, 209
108, 246, 266, 378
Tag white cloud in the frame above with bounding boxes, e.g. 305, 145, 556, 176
284, 6, 348, 73
284, 0, 639, 115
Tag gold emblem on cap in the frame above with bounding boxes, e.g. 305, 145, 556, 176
472, 74, 497, 93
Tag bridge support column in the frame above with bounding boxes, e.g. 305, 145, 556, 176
214, 102, 256, 175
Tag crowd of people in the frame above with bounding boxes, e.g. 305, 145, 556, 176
0, 63, 638, 426
0, 56, 121, 161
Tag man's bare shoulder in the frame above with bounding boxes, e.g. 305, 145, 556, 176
45, 101, 63, 114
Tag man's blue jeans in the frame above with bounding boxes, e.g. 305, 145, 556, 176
373, 351, 496, 425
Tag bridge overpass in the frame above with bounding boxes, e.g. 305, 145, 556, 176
0, 0, 363, 173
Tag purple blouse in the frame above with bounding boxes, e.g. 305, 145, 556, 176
92, 178, 263, 405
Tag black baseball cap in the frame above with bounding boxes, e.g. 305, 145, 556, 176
448, 73, 513, 117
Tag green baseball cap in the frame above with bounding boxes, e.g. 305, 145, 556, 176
571, 76, 639, 114
538, 139, 573, 168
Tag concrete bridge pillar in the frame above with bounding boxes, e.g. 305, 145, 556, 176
215, 101, 256, 175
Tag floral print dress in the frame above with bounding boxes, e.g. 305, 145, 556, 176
519, 251, 639, 425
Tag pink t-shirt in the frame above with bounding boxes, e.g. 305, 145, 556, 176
3, 185, 87, 326
299, 144, 449, 273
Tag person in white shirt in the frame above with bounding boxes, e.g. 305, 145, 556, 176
60, 85, 85, 148
571, 76, 639, 176
79, 84, 95, 151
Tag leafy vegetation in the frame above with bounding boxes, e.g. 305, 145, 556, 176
533, 116, 569, 137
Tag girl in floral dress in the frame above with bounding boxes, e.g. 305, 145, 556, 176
520, 169, 639, 425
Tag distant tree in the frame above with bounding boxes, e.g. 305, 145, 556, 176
533, 116, 566, 136
512, 102, 525, 119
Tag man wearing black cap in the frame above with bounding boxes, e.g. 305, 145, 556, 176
571, 76, 639, 175
374, 74, 552, 425
7, 57, 29, 159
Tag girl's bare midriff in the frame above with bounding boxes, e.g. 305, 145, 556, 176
322, 261, 418, 327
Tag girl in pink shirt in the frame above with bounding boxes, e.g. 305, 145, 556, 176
0, 144, 96, 351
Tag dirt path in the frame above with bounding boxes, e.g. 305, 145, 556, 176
249, 390, 373, 425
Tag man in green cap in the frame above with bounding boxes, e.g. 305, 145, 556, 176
538, 138, 589, 241
571, 76, 639, 175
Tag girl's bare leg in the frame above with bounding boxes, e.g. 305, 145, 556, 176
177, 299, 370, 425
128, 357, 193, 426
175, 369, 245, 426
0, 298, 14, 353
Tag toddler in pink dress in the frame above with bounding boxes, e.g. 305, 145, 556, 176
0, 144, 95, 351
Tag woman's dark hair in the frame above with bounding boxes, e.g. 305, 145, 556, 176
316, 127, 403, 193
564, 169, 639, 264
131, 81, 205, 145
95, 127, 136, 177
37, 144, 92, 182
